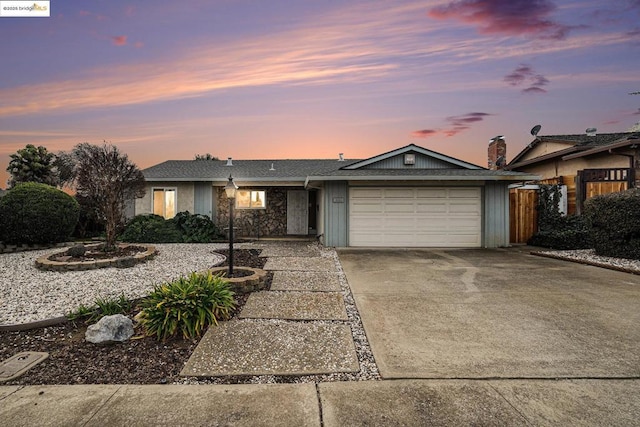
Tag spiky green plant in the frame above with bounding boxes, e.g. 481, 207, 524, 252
67, 293, 132, 323
139, 271, 235, 340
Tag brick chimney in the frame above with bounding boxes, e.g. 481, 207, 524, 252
488, 136, 506, 170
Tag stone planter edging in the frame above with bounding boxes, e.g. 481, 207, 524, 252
206, 266, 268, 295
35, 244, 157, 272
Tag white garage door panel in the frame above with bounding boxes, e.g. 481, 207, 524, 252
349, 187, 481, 247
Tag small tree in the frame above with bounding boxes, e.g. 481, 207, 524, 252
6, 144, 57, 188
73, 143, 146, 250
194, 153, 219, 160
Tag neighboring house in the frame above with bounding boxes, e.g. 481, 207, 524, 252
505, 132, 640, 214
138, 144, 536, 248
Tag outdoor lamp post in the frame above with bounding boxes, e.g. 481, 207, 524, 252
224, 175, 238, 277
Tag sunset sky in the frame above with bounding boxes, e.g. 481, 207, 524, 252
1, 0, 639, 187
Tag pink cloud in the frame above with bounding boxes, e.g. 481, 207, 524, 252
134, 41, 144, 49
111, 36, 128, 46
634, 108, 640, 116
503, 63, 549, 94
410, 129, 439, 138
428, 0, 573, 40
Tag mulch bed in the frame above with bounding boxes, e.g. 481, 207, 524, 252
0, 249, 270, 385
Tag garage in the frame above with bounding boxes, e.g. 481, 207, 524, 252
348, 187, 482, 247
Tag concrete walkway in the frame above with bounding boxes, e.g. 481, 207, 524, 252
182, 243, 358, 377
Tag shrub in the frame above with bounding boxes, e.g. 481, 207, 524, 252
119, 214, 182, 243
527, 184, 592, 250
171, 211, 221, 243
138, 271, 236, 340
584, 188, 640, 260
0, 182, 79, 244
67, 294, 132, 324
528, 215, 592, 250
67, 244, 87, 258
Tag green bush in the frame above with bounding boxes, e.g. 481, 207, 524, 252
119, 214, 182, 243
528, 215, 592, 250
0, 182, 79, 244
171, 211, 221, 243
527, 184, 592, 250
120, 211, 221, 243
584, 189, 640, 260
138, 271, 236, 340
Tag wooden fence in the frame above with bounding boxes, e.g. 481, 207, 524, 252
509, 188, 538, 244
509, 171, 631, 244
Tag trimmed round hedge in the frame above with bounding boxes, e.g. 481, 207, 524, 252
0, 182, 79, 244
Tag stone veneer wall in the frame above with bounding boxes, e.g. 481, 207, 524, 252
215, 187, 289, 237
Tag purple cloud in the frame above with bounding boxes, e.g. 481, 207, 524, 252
411, 112, 493, 139
504, 64, 550, 94
634, 108, 640, 116
428, 0, 572, 40
444, 112, 493, 136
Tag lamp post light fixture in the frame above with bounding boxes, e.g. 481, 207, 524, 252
224, 175, 238, 277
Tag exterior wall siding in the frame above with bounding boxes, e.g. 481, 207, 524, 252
363, 153, 453, 169
323, 181, 348, 247
483, 181, 509, 248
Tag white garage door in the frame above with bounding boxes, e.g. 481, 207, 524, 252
349, 187, 482, 247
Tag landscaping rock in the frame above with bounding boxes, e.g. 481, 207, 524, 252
85, 314, 134, 344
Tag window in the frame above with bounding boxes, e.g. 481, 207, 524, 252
153, 188, 177, 218
236, 190, 266, 209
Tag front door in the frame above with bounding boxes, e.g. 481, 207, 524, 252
287, 190, 308, 235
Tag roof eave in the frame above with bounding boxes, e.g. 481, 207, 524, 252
562, 140, 640, 161
306, 174, 540, 182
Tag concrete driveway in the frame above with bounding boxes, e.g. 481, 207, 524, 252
338, 248, 640, 379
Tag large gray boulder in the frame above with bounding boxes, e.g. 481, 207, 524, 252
85, 314, 134, 344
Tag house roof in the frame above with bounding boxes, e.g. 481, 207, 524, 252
506, 132, 637, 170
142, 159, 359, 182
142, 144, 537, 184
562, 133, 640, 160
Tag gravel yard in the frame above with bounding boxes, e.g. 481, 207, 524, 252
0, 244, 227, 326
532, 249, 640, 274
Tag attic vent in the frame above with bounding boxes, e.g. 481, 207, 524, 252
338, 153, 345, 161
226, 157, 233, 166
404, 154, 416, 165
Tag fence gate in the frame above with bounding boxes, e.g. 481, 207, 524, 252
509, 187, 538, 244
576, 168, 634, 213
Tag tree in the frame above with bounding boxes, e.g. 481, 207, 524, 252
73, 143, 146, 250
194, 153, 219, 160
6, 144, 57, 188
